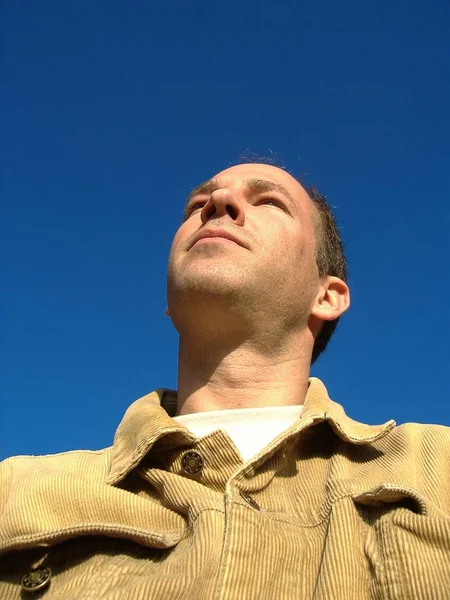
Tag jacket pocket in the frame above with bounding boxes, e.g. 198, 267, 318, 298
0, 536, 172, 600
353, 484, 450, 600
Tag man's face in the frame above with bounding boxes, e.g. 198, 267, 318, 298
167, 163, 321, 333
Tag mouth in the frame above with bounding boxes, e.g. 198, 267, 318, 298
192, 237, 240, 248
189, 228, 248, 250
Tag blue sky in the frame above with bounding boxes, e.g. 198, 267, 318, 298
2, 0, 449, 459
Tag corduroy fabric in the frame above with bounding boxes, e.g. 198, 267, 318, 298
0, 377, 449, 599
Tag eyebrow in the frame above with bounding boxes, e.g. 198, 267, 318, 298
183, 177, 297, 219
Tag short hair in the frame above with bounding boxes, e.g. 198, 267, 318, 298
303, 186, 348, 364
237, 152, 349, 364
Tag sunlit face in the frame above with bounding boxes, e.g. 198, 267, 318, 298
166, 163, 321, 332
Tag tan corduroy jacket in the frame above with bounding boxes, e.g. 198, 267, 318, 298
1, 377, 449, 599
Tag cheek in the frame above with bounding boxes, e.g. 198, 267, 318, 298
168, 233, 183, 267
273, 228, 316, 281
171, 222, 193, 252
264, 220, 304, 256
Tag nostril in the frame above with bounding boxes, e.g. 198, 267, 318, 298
202, 204, 216, 220
227, 205, 238, 219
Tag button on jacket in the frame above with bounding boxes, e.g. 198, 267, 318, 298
0, 378, 449, 599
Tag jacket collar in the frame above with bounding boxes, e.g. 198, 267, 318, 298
106, 390, 196, 485
106, 377, 395, 485
302, 378, 395, 443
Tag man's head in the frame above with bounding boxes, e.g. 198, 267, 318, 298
166, 162, 350, 364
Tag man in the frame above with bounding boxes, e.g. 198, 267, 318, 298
1, 162, 449, 599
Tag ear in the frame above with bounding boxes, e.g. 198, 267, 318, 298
310, 276, 350, 323
165, 307, 170, 316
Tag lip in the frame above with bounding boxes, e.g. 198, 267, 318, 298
190, 228, 248, 250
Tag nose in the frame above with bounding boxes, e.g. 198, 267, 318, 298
200, 188, 245, 226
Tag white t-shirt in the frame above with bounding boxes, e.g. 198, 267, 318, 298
173, 404, 303, 462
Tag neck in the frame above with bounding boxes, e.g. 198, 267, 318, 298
175, 332, 312, 416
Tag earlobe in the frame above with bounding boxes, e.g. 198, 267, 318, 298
165, 307, 170, 316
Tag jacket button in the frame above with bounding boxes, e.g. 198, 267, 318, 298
181, 451, 204, 474
240, 490, 260, 510
21, 567, 52, 592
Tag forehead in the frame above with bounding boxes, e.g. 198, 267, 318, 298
211, 163, 312, 211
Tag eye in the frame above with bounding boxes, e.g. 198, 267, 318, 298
258, 198, 285, 210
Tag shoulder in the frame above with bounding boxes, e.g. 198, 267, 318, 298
0, 447, 113, 484
386, 421, 450, 448
384, 421, 450, 474
370, 421, 450, 511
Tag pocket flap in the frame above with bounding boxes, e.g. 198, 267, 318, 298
353, 483, 428, 515
0, 461, 186, 556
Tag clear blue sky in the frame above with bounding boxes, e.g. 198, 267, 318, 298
2, 0, 449, 459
